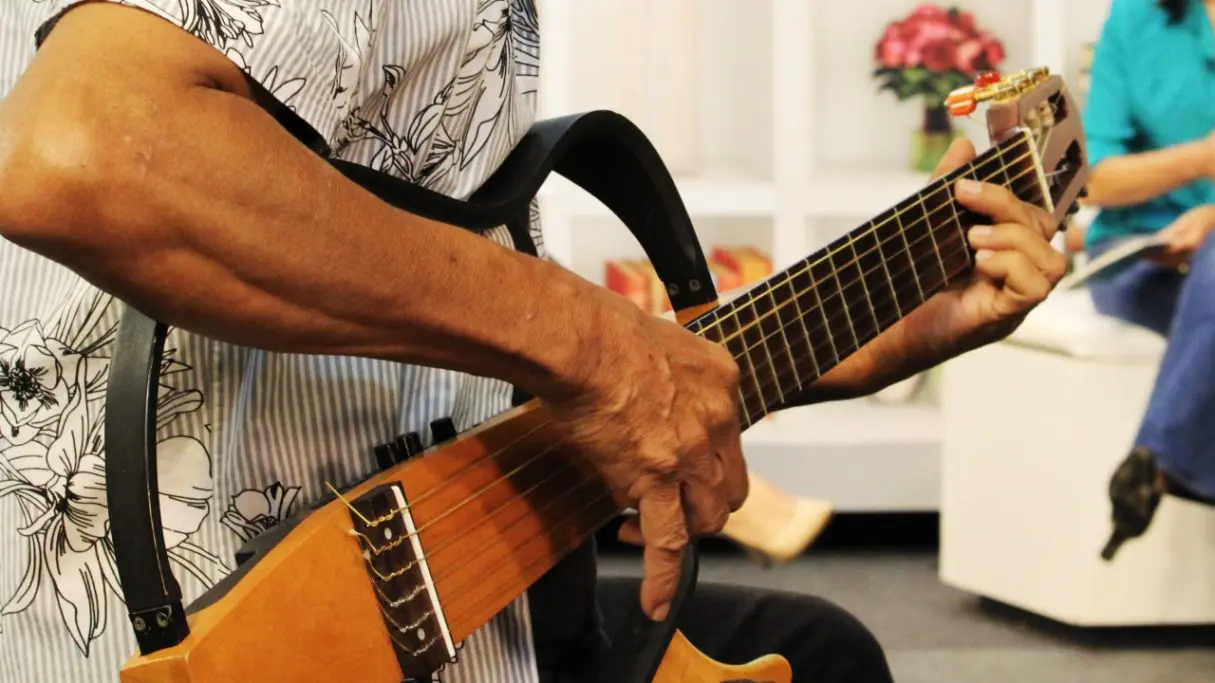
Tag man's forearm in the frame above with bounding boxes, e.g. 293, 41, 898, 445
0, 7, 612, 401
785, 317, 942, 407
1084, 142, 1211, 208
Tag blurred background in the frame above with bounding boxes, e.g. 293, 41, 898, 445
532, 1, 1215, 681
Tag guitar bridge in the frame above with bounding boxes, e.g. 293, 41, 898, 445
348, 483, 457, 682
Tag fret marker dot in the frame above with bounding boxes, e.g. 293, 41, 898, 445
384, 528, 394, 541
417, 628, 426, 640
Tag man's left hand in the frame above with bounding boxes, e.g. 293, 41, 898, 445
799, 138, 1067, 402
901, 138, 1068, 358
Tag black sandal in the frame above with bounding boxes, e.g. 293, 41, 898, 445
1102, 447, 1215, 561
1101, 447, 1164, 561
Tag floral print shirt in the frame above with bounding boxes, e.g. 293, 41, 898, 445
0, 2, 543, 682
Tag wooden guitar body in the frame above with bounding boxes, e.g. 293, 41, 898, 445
105, 68, 1088, 683
118, 389, 789, 683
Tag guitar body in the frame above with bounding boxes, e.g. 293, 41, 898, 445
116, 393, 791, 683
653, 631, 793, 683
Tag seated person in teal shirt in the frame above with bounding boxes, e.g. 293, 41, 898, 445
1085, 0, 1215, 559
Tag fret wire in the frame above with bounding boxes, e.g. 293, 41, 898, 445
824, 243, 860, 350
695, 145, 1042, 417
766, 274, 804, 392
741, 236, 974, 418
694, 135, 1033, 342
780, 268, 819, 382
709, 303, 765, 419
752, 236, 975, 406
717, 163, 1042, 398
733, 169, 1041, 413
915, 190, 950, 285
845, 234, 880, 333
748, 283, 786, 405
723, 164, 1038, 368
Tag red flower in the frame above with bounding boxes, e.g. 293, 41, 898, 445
956, 38, 984, 73
981, 34, 1005, 68
910, 3, 948, 21
921, 37, 957, 73
873, 4, 1004, 74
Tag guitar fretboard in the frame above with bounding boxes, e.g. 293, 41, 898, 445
689, 132, 1046, 427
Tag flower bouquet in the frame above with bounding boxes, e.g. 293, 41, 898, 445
873, 4, 1006, 172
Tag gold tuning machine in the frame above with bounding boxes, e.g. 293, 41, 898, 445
945, 66, 1051, 116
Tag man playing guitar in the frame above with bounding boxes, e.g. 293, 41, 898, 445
0, 2, 1064, 682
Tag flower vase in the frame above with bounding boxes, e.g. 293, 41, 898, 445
911, 105, 962, 173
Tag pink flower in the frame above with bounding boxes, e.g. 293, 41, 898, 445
921, 37, 957, 73
877, 33, 909, 68
982, 35, 1005, 67
956, 39, 984, 73
910, 3, 948, 21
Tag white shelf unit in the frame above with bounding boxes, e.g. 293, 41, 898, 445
534, 0, 1111, 512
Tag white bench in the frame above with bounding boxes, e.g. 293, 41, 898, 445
938, 288, 1215, 626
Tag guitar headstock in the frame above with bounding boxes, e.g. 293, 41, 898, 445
946, 67, 1089, 227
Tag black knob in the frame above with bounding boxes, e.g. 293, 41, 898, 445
430, 417, 458, 444
373, 443, 395, 471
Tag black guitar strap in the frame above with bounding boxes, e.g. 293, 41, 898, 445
105, 75, 718, 678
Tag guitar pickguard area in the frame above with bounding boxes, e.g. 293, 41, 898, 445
349, 483, 457, 682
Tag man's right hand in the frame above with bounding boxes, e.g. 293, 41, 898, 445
543, 292, 749, 622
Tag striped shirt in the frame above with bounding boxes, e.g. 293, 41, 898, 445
0, 2, 543, 682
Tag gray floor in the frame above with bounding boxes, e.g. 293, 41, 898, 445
598, 549, 1215, 683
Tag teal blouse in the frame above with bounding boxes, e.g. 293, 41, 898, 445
1083, 0, 1215, 248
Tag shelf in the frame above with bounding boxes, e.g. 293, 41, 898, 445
540, 174, 775, 218
743, 398, 943, 512
806, 168, 931, 218
745, 397, 940, 448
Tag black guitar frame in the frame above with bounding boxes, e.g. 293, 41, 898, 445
104, 98, 720, 682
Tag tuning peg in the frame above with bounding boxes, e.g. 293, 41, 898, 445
1078, 186, 1089, 199
946, 85, 977, 116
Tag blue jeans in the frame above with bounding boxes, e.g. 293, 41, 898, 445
1088, 234, 1215, 502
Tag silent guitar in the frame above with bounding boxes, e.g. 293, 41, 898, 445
105, 67, 1088, 683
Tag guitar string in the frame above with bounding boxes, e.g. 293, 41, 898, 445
338, 148, 1048, 538
349, 216, 985, 561
700, 150, 1043, 408
348, 193, 1030, 611
338, 165, 1057, 627
331, 148, 1044, 534
706, 146, 1041, 350
350, 226, 979, 590
728, 166, 1044, 415
366, 123, 1064, 622
437, 230, 999, 626
693, 134, 1036, 340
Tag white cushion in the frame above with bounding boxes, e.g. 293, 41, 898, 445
1005, 288, 1167, 361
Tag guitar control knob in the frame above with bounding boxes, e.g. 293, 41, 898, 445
430, 417, 458, 444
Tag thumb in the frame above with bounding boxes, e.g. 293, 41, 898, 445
931, 137, 977, 181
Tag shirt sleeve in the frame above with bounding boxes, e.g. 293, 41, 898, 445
1082, 2, 1137, 168
31, 0, 348, 147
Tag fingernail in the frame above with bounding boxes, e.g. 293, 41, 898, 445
957, 178, 981, 196
968, 226, 991, 240
652, 603, 670, 622
975, 249, 994, 261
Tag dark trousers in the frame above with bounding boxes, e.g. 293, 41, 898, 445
538, 577, 894, 683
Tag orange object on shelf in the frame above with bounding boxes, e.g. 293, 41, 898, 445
708, 259, 743, 297
636, 261, 673, 315
605, 260, 652, 312
711, 245, 773, 285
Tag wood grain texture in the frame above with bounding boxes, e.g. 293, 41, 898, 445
653, 631, 792, 683
118, 400, 624, 682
